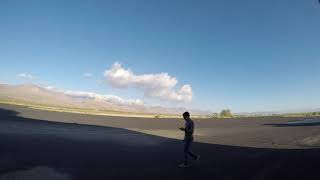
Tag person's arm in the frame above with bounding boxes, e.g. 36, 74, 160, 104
180, 122, 193, 133
184, 127, 193, 133
179, 127, 185, 131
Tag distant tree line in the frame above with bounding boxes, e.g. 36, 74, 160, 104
306, 112, 320, 117
284, 111, 320, 117
208, 110, 320, 119
210, 109, 233, 118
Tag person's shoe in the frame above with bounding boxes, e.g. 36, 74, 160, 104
178, 163, 190, 168
195, 155, 200, 161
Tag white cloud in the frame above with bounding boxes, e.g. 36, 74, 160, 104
64, 90, 145, 106
83, 73, 93, 78
45, 86, 144, 106
104, 62, 193, 102
17, 73, 34, 80
44, 86, 58, 91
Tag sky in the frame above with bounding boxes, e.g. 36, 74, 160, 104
1, 0, 320, 113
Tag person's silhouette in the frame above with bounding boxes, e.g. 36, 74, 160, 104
178, 112, 200, 168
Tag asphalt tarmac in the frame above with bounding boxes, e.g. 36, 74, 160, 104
0, 104, 319, 180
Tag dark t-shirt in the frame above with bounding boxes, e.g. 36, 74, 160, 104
184, 119, 194, 140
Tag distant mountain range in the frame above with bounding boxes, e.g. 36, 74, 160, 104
0, 83, 210, 115
236, 108, 320, 116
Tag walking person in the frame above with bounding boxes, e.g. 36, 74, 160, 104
178, 112, 200, 168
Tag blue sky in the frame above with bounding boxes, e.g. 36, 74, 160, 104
1, 0, 320, 112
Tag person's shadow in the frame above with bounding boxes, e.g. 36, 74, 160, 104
0, 107, 319, 180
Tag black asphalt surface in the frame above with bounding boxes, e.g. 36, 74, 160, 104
0, 104, 319, 180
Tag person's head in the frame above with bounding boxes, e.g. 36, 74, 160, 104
183, 112, 190, 121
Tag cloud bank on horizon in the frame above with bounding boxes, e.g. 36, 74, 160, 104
104, 62, 193, 103
45, 86, 145, 106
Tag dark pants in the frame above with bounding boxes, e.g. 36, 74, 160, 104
184, 136, 197, 164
